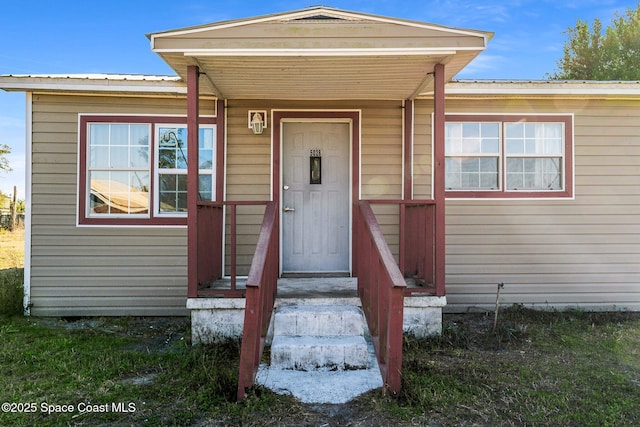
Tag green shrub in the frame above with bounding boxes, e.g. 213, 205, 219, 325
0, 268, 24, 316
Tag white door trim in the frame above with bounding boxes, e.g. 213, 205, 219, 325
277, 115, 356, 275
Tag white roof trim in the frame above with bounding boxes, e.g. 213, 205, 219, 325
178, 48, 461, 57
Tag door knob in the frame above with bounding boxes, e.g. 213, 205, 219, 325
283, 207, 295, 212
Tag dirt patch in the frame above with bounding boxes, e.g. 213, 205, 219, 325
37, 316, 190, 353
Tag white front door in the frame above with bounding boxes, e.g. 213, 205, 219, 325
282, 121, 350, 273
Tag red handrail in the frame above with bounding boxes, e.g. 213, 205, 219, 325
357, 200, 406, 395
237, 201, 279, 400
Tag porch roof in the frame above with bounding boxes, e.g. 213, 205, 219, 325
148, 6, 492, 100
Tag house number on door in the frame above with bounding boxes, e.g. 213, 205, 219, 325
310, 149, 322, 184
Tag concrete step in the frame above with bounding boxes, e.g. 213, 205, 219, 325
272, 305, 365, 337
270, 335, 370, 371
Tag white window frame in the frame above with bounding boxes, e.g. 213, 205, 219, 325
154, 124, 216, 217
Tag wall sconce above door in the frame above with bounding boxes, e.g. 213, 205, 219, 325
248, 110, 267, 135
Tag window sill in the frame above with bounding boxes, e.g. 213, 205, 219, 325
445, 189, 573, 199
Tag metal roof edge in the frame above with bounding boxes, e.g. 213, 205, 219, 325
0, 74, 186, 94
440, 80, 640, 96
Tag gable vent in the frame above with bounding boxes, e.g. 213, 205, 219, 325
291, 14, 348, 21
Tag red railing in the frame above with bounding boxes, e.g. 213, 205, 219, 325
237, 201, 279, 400
194, 202, 224, 295
366, 199, 443, 296
356, 200, 407, 395
192, 201, 270, 298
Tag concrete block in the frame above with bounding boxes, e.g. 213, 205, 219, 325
271, 335, 369, 371
403, 296, 446, 337
188, 298, 246, 344
273, 305, 364, 337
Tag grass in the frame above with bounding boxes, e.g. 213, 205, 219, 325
0, 308, 638, 426
0, 228, 25, 316
0, 227, 24, 269
0, 317, 296, 426
387, 307, 640, 426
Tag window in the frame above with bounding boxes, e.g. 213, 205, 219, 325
444, 115, 573, 198
79, 116, 217, 225
87, 123, 151, 216
156, 126, 215, 215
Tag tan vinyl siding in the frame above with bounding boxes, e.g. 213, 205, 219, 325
29, 94, 215, 316
413, 102, 433, 199
415, 97, 640, 312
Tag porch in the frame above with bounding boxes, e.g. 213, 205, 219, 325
150, 6, 490, 401
188, 198, 446, 400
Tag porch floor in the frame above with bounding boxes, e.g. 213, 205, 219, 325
205, 276, 427, 299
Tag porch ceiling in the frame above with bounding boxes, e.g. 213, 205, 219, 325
149, 7, 492, 100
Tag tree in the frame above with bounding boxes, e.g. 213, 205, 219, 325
0, 144, 11, 172
549, 4, 640, 80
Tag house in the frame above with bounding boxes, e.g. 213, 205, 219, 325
2, 6, 639, 397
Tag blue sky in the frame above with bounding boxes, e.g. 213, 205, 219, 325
1, 0, 637, 198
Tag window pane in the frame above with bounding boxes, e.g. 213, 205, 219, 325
482, 138, 500, 153
445, 157, 461, 189
525, 138, 540, 154
462, 138, 480, 154
446, 122, 500, 155
199, 150, 213, 169
89, 171, 110, 214
89, 124, 109, 168
480, 157, 498, 173
545, 123, 562, 139
200, 128, 214, 149
87, 123, 150, 217
158, 147, 177, 169
110, 124, 129, 145
480, 173, 498, 189
506, 139, 524, 154
482, 123, 500, 138
90, 146, 109, 168
505, 123, 524, 139
159, 173, 187, 213
199, 175, 213, 200
507, 123, 563, 156
462, 123, 480, 138
130, 125, 149, 146
445, 123, 462, 154
158, 127, 188, 170
89, 171, 148, 215
461, 172, 479, 188
130, 145, 149, 168
445, 156, 498, 190
90, 124, 109, 146
506, 157, 562, 190
507, 157, 523, 173
110, 146, 129, 168
128, 172, 150, 213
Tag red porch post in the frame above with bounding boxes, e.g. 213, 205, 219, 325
400, 99, 414, 274
187, 65, 200, 298
433, 63, 446, 296
403, 99, 413, 201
